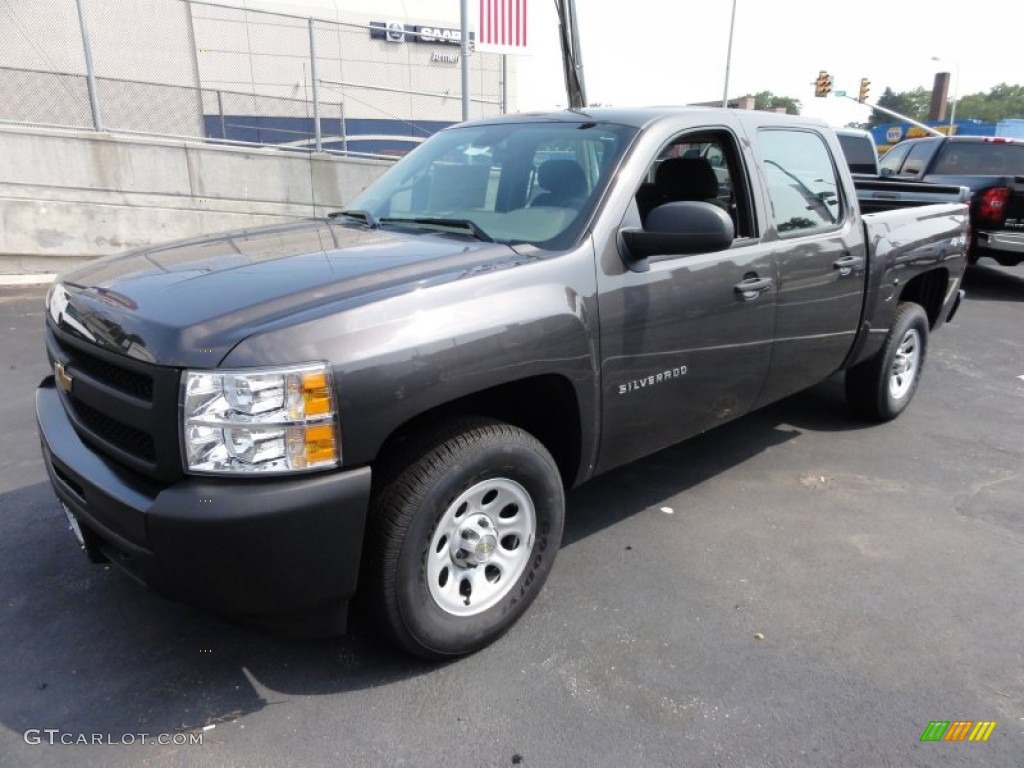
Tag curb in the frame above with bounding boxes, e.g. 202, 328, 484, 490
0, 274, 57, 286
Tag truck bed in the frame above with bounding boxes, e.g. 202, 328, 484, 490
853, 176, 971, 215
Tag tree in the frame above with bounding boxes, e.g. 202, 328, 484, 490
751, 91, 801, 115
867, 83, 1024, 126
954, 83, 1024, 122
868, 86, 932, 126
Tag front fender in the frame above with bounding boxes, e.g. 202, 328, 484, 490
222, 242, 601, 472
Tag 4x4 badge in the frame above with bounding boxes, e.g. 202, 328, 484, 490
54, 361, 73, 393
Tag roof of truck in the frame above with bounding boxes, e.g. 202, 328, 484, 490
460, 106, 830, 132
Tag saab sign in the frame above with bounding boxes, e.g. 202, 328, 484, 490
370, 22, 473, 46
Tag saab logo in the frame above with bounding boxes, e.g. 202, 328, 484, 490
886, 126, 903, 144
414, 26, 463, 45
369, 21, 406, 42
920, 720, 996, 742
370, 21, 470, 46
386, 22, 405, 42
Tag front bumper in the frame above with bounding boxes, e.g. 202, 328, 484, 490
36, 377, 372, 634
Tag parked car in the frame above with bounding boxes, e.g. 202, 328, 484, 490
37, 108, 969, 658
879, 135, 1024, 265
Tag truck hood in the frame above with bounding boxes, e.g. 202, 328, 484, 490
49, 219, 521, 366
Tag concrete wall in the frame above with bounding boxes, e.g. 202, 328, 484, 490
0, 124, 393, 272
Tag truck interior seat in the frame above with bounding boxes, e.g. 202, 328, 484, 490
637, 157, 728, 223
531, 159, 587, 207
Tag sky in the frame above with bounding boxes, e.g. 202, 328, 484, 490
212, 0, 1022, 127
513, 0, 1024, 126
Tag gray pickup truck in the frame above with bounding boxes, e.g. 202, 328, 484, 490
37, 108, 968, 658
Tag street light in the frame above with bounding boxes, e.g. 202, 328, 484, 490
931, 55, 959, 132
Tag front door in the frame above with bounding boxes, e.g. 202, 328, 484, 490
595, 129, 777, 474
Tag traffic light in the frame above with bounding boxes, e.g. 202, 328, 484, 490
814, 71, 833, 98
858, 78, 871, 103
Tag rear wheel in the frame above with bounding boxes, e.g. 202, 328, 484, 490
846, 302, 929, 422
365, 418, 564, 659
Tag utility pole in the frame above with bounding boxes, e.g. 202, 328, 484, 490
722, 0, 737, 108
555, 0, 587, 109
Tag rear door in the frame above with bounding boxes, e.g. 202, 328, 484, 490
753, 127, 867, 406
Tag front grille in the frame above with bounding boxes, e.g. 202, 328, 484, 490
71, 348, 153, 400
73, 400, 156, 462
48, 325, 183, 483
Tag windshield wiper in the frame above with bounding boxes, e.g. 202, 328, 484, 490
378, 217, 494, 243
327, 209, 379, 228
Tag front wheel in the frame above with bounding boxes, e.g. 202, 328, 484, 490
365, 418, 565, 659
845, 302, 929, 422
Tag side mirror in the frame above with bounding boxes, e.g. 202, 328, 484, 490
620, 202, 735, 272
879, 167, 894, 178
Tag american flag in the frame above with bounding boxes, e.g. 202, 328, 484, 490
477, 0, 528, 51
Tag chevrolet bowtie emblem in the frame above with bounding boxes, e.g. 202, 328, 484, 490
54, 361, 73, 393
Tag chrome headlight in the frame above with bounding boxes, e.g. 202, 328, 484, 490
181, 362, 339, 475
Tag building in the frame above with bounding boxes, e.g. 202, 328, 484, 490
870, 118, 1024, 153
0, 0, 518, 155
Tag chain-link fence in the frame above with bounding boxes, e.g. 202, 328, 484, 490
0, 0, 509, 157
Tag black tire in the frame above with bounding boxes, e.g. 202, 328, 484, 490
365, 418, 564, 659
845, 302, 929, 422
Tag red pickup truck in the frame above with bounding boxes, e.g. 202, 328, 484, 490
879, 135, 1024, 266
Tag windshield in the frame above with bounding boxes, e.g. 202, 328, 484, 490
345, 120, 637, 249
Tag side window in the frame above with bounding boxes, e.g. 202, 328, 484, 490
634, 131, 753, 238
879, 142, 912, 175
900, 140, 939, 177
759, 129, 842, 238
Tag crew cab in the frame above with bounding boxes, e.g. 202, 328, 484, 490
879, 134, 1024, 265
37, 108, 969, 658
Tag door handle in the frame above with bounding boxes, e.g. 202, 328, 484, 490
734, 276, 773, 300
832, 253, 864, 276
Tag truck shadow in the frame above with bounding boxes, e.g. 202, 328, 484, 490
963, 263, 1024, 302
0, 482, 436, 741
563, 378, 863, 547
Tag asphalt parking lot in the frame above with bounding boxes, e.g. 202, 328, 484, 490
1, 264, 1022, 768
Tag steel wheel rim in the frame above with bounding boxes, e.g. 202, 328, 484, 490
889, 328, 921, 400
427, 478, 537, 617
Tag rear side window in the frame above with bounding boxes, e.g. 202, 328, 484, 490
932, 142, 1024, 175
759, 129, 842, 238
900, 140, 940, 177
879, 142, 913, 175
837, 134, 877, 175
